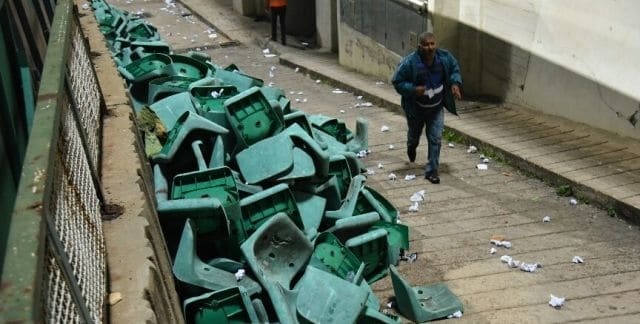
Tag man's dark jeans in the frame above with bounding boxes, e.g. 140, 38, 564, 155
405, 106, 444, 174
270, 6, 286, 45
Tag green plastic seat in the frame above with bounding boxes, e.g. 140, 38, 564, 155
292, 191, 326, 239
173, 219, 262, 297
280, 124, 330, 180
324, 175, 370, 221
325, 211, 380, 234
224, 86, 284, 148
191, 85, 239, 128
371, 221, 409, 266
389, 265, 463, 323
166, 54, 211, 79
183, 286, 261, 324
214, 69, 264, 92
240, 213, 313, 324
309, 114, 353, 144
294, 266, 369, 324
345, 228, 390, 283
118, 53, 172, 82
362, 186, 399, 224
283, 110, 314, 138
234, 134, 294, 184
126, 20, 161, 42
237, 183, 305, 242
148, 76, 198, 104
328, 154, 354, 200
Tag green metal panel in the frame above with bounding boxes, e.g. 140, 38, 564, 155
0, 0, 72, 321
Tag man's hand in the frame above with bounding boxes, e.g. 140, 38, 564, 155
415, 85, 426, 96
452, 84, 462, 100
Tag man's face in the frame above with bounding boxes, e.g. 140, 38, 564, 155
419, 37, 437, 58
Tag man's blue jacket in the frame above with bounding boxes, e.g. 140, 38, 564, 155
391, 48, 462, 115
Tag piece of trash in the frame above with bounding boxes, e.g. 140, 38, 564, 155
572, 256, 584, 264
355, 150, 369, 158
302, 98, 308, 103
108, 292, 123, 306
375, 81, 385, 85
491, 240, 512, 248
295, 98, 301, 103
377, 162, 384, 169
549, 294, 565, 308
366, 169, 375, 175
354, 102, 373, 108
267, 82, 275, 87
408, 202, 419, 212
477, 163, 488, 170
210, 88, 223, 98
404, 174, 416, 181
297, 91, 304, 95
356, 95, 363, 100
81, 3, 90, 10
339, 109, 345, 113
481, 157, 490, 163
447, 310, 463, 319
410, 190, 425, 202
569, 198, 578, 206
467, 145, 478, 153
401, 252, 418, 263
208, 33, 217, 39
381, 125, 390, 132
519, 262, 541, 272
269, 70, 275, 78
264, 54, 277, 58
289, 91, 295, 94
315, 79, 321, 83
388, 173, 397, 181
295, 67, 300, 73
301, 42, 309, 46
262, 48, 270, 54
448, 143, 455, 148
490, 234, 506, 241
543, 215, 551, 222
234, 269, 245, 281
490, 247, 497, 254
388, 144, 394, 150
270, 66, 277, 71
332, 89, 346, 94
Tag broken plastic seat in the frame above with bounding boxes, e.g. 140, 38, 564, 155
214, 68, 264, 92
234, 134, 295, 184
309, 114, 353, 144
324, 174, 369, 222
117, 53, 172, 82
371, 221, 409, 266
294, 265, 369, 324
173, 219, 262, 297
280, 123, 330, 180
237, 183, 305, 242
183, 286, 264, 324
345, 228, 390, 284
165, 54, 212, 80
292, 191, 326, 239
240, 213, 313, 324
389, 265, 463, 323
224, 86, 284, 148
125, 20, 161, 42
191, 85, 239, 128
147, 76, 198, 104
361, 186, 399, 224
309, 116, 369, 154
283, 110, 314, 138
328, 154, 354, 200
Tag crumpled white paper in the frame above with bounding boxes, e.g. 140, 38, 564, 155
354, 102, 373, 108
543, 215, 551, 222
366, 169, 375, 175
448, 143, 455, 148
339, 109, 345, 114
409, 202, 419, 212
410, 190, 425, 202
381, 125, 390, 132
234, 269, 245, 281
294, 67, 300, 73
332, 89, 346, 94
467, 145, 478, 153
477, 164, 488, 170
315, 79, 321, 83
388, 173, 397, 181
404, 174, 416, 181
388, 144, 394, 150
377, 162, 384, 169
549, 294, 565, 308
519, 262, 541, 272
572, 256, 584, 264
447, 310, 463, 318
569, 198, 578, 206
491, 240, 512, 248
490, 247, 497, 254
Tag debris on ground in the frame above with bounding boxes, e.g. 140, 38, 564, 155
234, 269, 245, 281
491, 240, 512, 248
447, 310, 463, 318
400, 251, 418, 263
388, 144, 394, 149
366, 169, 375, 175
404, 174, 416, 181
569, 198, 578, 206
467, 145, 478, 153
572, 256, 584, 264
381, 125, 390, 132
448, 143, 455, 148
377, 162, 384, 169
108, 292, 123, 306
549, 294, 565, 308
477, 163, 488, 170
543, 215, 551, 222
490, 247, 497, 254
409, 202, 419, 212
388, 173, 397, 181
410, 190, 425, 202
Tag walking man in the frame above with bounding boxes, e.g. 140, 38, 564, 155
267, 0, 287, 45
391, 32, 462, 184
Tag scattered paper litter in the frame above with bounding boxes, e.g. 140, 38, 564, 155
410, 190, 425, 202
270, 66, 277, 71
519, 262, 541, 272
356, 150, 370, 158
267, 82, 274, 87
543, 215, 551, 222
210, 88, 224, 98
269, 70, 275, 78
339, 109, 345, 114
477, 163, 488, 170
332, 89, 347, 94
264, 54, 276, 58
447, 310, 463, 319
315, 79, 321, 83
356, 95, 363, 100
549, 294, 565, 308
409, 202, 419, 212
81, 3, 90, 10
467, 145, 478, 153
234, 269, 245, 281
375, 81, 385, 85
491, 240, 512, 248
354, 102, 373, 108
572, 256, 584, 264
295, 67, 300, 73
366, 169, 375, 175
377, 162, 384, 169
289, 91, 295, 94
108, 292, 123, 306
262, 48, 270, 54
381, 125, 390, 132
481, 157, 490, 163
401, 252, 418, 263
388, 144, 394, 150
490, 247, 497, 254
297, 91, 304, 95
404, 174, 416, 181
448, 143, 455, 148
569, 198, 578, 206
388, 173, 397, 181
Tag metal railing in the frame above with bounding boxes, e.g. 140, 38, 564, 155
0, 0, 107, 322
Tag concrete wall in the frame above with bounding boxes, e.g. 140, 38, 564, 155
316, 0, 338, 51
338, 23, 402, 81
431, 0, 640, 139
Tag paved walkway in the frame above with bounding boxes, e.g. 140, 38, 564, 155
98, 0, 640, 322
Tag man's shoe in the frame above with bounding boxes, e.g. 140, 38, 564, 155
425, 172, 440, 184
407, 148, 416, 163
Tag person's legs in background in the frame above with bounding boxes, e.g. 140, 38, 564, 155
278, 6, 286, 45
424, 108, 444, 183
405, 110, 425, 163
270, 7, 278, 41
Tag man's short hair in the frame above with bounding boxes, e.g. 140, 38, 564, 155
418, 32, 435, 44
